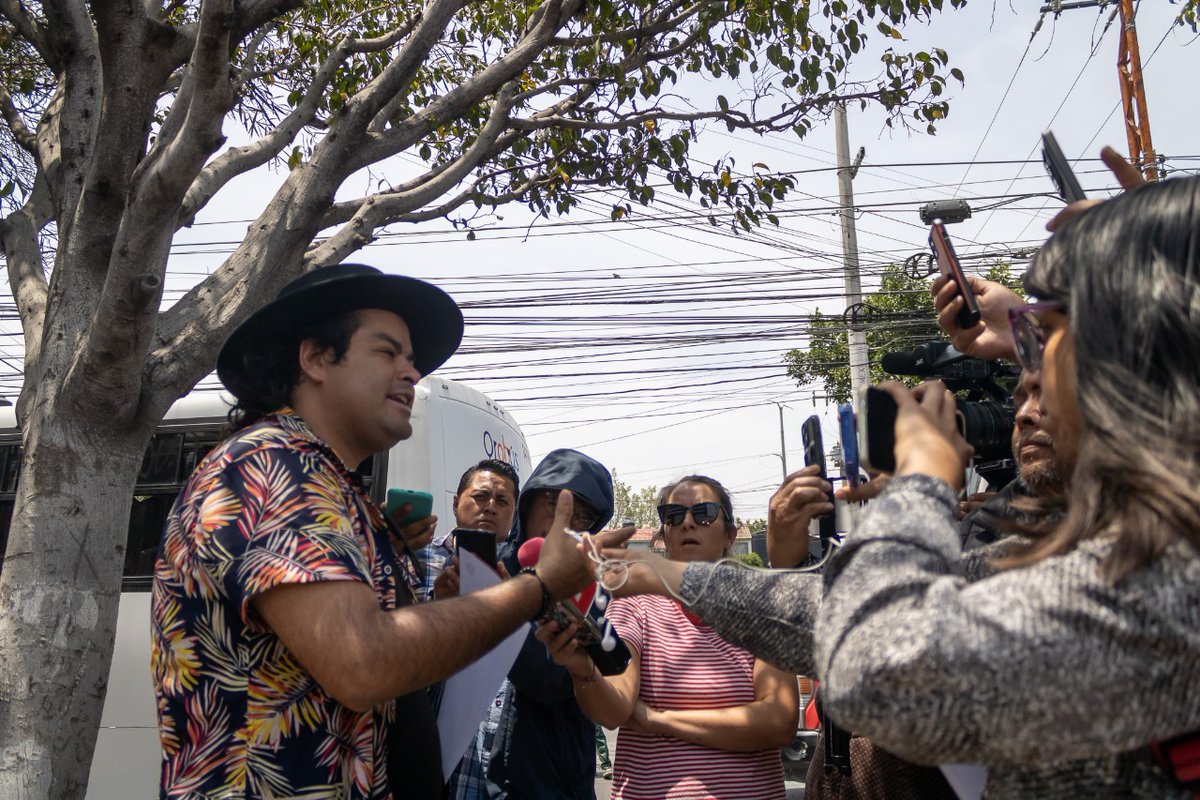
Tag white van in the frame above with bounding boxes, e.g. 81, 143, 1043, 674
0, 377, 531, 799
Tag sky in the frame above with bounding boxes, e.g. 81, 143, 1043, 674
2, 0, 1197, 520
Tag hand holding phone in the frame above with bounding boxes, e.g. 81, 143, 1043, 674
929, 222, 981, 330
857, 385, 898, 474
386, 488, 434, 528
454, 528, 497, 567
801, 415, 837, 542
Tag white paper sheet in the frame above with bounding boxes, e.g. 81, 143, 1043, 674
435, 552, 527, 782
939, 763, 987, 800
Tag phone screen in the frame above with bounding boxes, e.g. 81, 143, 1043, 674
838, 403, 860, 488
929, 222, 982, 329
857, 386, 898, 474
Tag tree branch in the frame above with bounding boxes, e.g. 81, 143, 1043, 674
353, 0, 582, 169
65, 0, 240, 416
232, 0, 306, 38
149, 175, 340, 402
0, 0, 56, 69
36, 0, 101, 220
320, 0, 465, 144
307, 79, 521, 265
548, 0, 700, 47
0, 83, 38, 155
0, 176, 53, 425
178, 17, 417, 226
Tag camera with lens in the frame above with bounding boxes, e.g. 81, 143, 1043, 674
880, 340, 1018, 486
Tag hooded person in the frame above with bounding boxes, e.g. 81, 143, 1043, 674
485, 449, 615, 800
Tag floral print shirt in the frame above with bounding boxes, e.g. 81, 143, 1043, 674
152, 411, 415, 799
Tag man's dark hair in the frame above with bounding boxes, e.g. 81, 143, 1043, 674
227, 310, 363, 431
456, 459, 520, 498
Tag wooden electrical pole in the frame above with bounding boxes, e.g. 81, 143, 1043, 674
1040, 0, 1159, 180
1116, 0, 1158, 180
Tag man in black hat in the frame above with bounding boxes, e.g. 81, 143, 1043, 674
150, 264, 627, 800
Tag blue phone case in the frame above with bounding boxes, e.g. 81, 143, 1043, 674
838, 403, 860, 488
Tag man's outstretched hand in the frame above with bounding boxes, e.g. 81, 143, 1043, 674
536, 491, 635, 600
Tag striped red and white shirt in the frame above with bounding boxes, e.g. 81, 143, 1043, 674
605, 594, 786, 800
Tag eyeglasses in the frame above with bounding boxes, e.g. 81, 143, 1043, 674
1008, 301, 1066, 371
535, 490, 601, 530
657, 502, 725, 527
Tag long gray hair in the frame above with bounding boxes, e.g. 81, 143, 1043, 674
1008, 175, 1200, 581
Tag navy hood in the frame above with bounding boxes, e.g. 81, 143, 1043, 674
500, 448, 614, 569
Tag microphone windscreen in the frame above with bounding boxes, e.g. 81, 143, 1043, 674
517, 537, 543, 568
880, 350, 920, 376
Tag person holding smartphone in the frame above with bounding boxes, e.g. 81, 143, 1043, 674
539, 475, 798, 800
810, 176, 1200, 797
422, 458, 521, 601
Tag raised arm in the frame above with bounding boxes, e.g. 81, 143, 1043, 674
597, 548, 823, 675
815, 474, 1200, 766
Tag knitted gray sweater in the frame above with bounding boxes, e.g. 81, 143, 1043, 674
679, 475, 1200, 798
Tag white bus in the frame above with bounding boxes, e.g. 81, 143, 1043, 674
0, 377, 531, 799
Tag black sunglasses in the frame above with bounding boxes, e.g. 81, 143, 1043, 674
657, 502, 725, 527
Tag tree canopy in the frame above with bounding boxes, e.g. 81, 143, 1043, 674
783, 261, 1021, 403
612, 472, 661, 528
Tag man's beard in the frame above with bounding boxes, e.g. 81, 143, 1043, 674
1018, 461, 1064, 496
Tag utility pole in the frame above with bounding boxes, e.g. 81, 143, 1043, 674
1116, 0, 1158, 180
1040, 0, 1158, 180
834, 103, 870, 397
773, 402, 787, 482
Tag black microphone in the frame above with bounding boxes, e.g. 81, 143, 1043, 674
881, 341, 964, 377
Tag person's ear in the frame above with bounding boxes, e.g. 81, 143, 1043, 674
297, 338, 335, 385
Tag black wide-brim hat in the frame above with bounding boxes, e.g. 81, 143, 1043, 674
217, 264, 463, 397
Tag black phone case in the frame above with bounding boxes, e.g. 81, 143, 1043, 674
585, 638, 632, 676
454, 528, 497, 566
859, 387, 898, 474
1042, 131, 1086, 204
801, 416, 837, 542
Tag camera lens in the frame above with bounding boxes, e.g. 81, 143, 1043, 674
955, 399, 1015, 462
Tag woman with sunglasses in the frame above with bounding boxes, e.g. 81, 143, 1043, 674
537, 475, 798, 799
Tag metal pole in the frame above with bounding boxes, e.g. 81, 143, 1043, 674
834, 103, 870, 396
777, 403, 787, 481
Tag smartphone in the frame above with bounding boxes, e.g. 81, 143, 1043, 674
454, 527, 497, 566
386, 488, 434, 528
801, 415, 837, 541
1041, 130, 1086, 204
837, 403, 860, 488
545, 586, 632, 675
929, 221, 981, 329
857, 385, 898, 474
619, 517, 636, 529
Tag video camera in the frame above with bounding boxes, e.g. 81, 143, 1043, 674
880, 341, 1018, 486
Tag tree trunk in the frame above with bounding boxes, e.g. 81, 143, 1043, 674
0, 405, 149, 799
